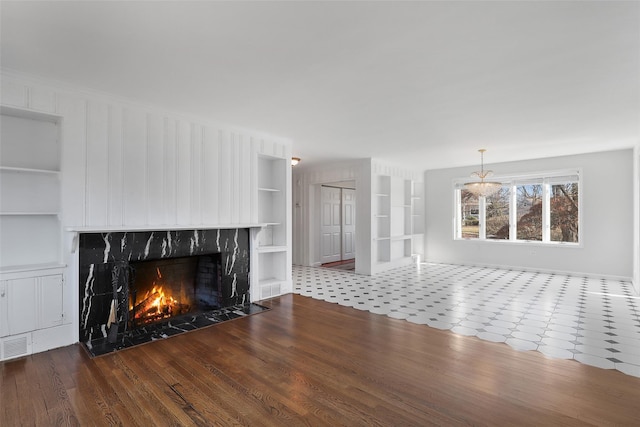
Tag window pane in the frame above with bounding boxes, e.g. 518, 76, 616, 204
486, 187, 510, 240
550, 182, 579, 243
516, 184, 542, 241
460, 189, 479, 238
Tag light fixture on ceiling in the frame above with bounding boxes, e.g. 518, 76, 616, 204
463, 149, 502, 197
291, 157, 301, 166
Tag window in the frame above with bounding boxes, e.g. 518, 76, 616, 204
486, 186, 510, 240
455, 171, 580, 244
516, 183, 542, 241
550, 182, 579, 243
460, 189, 479, 238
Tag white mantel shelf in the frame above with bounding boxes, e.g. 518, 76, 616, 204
65, 224, 270, 233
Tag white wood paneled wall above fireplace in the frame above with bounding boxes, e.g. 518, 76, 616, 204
1, 71, 292, 230
83, 106, 268, 228
0, 69, 293, 360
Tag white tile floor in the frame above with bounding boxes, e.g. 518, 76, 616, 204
293, 262, 640, 378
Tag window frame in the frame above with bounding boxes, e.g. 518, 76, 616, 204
453, 169, 582, 247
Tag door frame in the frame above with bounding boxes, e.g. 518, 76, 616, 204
311, 181, 357, 267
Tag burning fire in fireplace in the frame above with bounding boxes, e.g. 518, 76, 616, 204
129, 267, 191, 325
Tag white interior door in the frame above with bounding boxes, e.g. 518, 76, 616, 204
320, 186, 342, 264
342, 188, 356, 260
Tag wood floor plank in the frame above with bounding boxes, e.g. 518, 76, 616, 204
105, 353, 196, 427
115, 351, 200, 427
2, 294, 640, 426
182, 337, 321, 426
225, 326, 443, 425
146, 332, 304, 426
43, 358, 79, 426
74, 351, 137, 426
134, 343, 241, 426
165, 354, 265, 426
1, 367, 20, 425
186, 330, 348, 423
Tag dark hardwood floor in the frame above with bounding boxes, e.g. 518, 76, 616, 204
2, 294, 640, 426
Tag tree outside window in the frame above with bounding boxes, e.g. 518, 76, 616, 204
456, 172, 579, 245
516, 184, 542, 241
486, 187, 509, 240
550, 182, 579, 243
460, 189, 479, 238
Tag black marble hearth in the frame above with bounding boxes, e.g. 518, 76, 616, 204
79, 228, 253, 353
84, 303, 269, 357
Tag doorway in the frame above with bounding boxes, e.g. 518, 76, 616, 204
320, 184, 356, 267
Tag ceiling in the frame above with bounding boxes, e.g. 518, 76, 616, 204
1, 1, 638, 171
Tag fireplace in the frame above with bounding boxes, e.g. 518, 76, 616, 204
78, 228, 262, 356
128, 254, 221, 328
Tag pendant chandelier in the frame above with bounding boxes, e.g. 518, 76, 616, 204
463, 149, 502, 197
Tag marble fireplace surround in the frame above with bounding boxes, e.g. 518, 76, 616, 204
78, 228, 253, 355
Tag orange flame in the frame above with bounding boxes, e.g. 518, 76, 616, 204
130, 275, 188, 323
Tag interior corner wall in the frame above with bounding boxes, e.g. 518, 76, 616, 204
633, 144, 640, 293
424, 149, 634, 279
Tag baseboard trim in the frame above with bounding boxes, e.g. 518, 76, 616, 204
423, 259, 634, 284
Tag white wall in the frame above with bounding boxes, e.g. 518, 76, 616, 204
1, 70, 291, 231
424, 149, 634, 279
634, 144, 640, 293
1, 69, 292, 351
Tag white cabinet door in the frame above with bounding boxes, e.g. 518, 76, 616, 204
0, 273, 64, 337
342, 188, 356, 261
6, 278, 37, 336
0, 281, 8, 337
39, 275, 63, 329
320, 186, 342, 264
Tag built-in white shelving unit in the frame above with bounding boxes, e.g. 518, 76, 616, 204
411, 181, 425, 259
389, 176, 412, 262
256, 154, 288, 300
373, 172, 416, 273
0, 106, 66, 361
0, 107, 64, 272
374, 175, 391, 263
